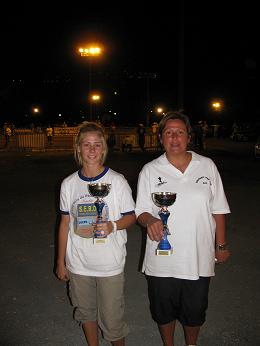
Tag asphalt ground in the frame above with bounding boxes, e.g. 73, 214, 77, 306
0, 138, 260, 346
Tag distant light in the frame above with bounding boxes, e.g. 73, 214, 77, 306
212, 101, 222, 111
91, 94, 100, 101
79, 46, 102, 56
157, 107, 163, 113
113, 112, 117, 115
114, 91, 118, 95
58, 113, 62, 117
33, 108, 39, 113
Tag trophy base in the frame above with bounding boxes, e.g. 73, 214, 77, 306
156, 248, 173, 256
93, 237, 107, 244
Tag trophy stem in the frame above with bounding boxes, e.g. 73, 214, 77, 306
95, 200, 105, 222
159, 208, 170, 232
157, 208, 172, 255
93, 200, 106, 243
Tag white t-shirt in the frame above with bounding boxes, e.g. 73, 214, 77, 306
60, 167, 135, 277
135, 151, 231, 280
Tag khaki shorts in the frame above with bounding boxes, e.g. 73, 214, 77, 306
69, 271, 129, 341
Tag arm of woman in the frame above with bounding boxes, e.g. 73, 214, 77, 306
56, 214, 70, 281
96, 213, 136, 236
213, 213, 231, 264
137, 212, 163, 242
114, 213, 136, 231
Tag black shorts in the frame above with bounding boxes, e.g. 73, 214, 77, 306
146, 275, 210, 326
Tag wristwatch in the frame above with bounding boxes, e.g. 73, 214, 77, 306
216, 243, 229, 251
111, 221, 117, 233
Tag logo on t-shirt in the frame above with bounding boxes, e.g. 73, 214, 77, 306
76, 203, 97, 228
156, 176, 167, 186
195, 176, 212, 185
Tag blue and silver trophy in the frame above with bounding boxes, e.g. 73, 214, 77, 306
88, 183, 111, 244
152, 192, 177, 256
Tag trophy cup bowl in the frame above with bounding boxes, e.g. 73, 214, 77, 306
152, 192, 176, 208
88, 183, 111, 199
88, 183, 111, 244
151, 192, 177, 256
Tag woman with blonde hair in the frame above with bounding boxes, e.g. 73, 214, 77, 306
56, 122, 136, 346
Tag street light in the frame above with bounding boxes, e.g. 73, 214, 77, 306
90, 93, 101, 120
211, 100, 223, 112
78, 45, 102, 120
211, 100, 223, 137
79, 47, 102, 57
212, 102, 221, 110
91, 94, 101, 102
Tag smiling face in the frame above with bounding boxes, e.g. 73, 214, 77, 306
160, 119, 191, 156
78, 131, 105, 167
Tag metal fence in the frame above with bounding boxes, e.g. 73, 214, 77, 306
16, 134, 46, 150
0, 128, 161, 151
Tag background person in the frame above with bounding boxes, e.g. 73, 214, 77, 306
151, 122, 159, 148
107, 122, 116, 150
137, 123, 146, 151
193, 121, 204, 151
46, 124, 53, 144
55, 121, 136, 346
4, 124, 12, 147
135, 111, 231, 346
122, 135, 133, 153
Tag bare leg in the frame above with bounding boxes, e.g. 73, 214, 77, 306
111, 337, 125, 346
82, 321, 98, 346
158, 321, 176, 346
183, 325, 200, 345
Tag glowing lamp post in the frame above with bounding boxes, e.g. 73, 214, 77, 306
90, 93, 101, 120
211, 100, 223, 137
212, 102, 222, 111
79, 47, 102, 57
91, 94, 101, 102
78, 45, 102, 120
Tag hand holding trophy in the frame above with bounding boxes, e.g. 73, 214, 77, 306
88, 183, 111, 244
151, 192, 177, 256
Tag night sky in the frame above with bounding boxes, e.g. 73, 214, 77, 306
0, 3, 257, 127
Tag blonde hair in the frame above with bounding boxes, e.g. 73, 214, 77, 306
74, 121, 108, 166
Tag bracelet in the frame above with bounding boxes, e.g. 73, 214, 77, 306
216, 243, 229, 251
111, 221, 117, 233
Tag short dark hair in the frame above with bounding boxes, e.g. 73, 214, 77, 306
158, 111, 192, 137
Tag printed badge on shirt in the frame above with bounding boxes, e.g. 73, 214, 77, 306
76, 203, 97, 230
